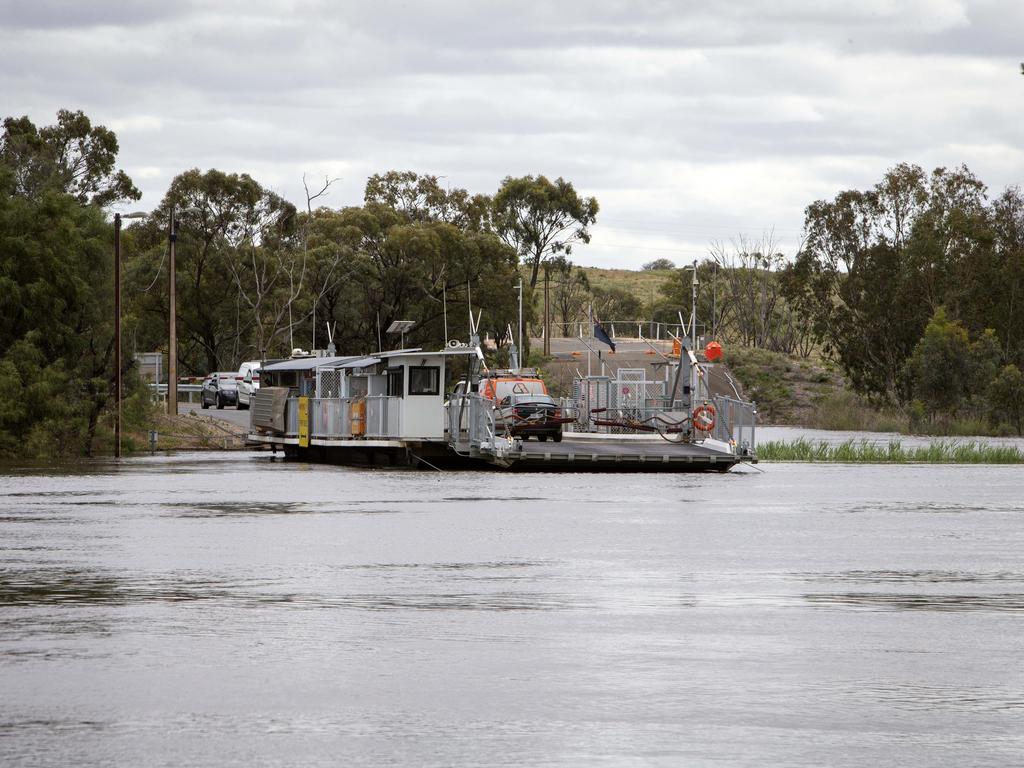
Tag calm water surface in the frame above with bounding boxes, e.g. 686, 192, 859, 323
1, 451, 1023, 766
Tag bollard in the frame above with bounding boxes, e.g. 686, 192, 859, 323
148, 430, 158, 453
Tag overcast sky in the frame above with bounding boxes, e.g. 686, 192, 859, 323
2, 0, 1021, 268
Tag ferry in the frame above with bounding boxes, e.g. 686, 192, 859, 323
246, 328, 757, 473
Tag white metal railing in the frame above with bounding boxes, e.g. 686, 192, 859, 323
310, 397, 352, 439
446, 394, 498, 454
285, 395, 402, 440
563, 400, 688, 436
561, 383, 756, 453
568, 375, 671, 434
365, 395, 401, 439
711, 395, 757, 456
544, 321, 706, 340
285, 398, 300, 437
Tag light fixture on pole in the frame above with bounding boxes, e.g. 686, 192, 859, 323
167, 207, 179, 416
113, 211, 149, 458
709, 253, 721, 340
690, 259, 700, 350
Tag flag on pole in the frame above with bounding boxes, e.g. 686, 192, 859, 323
593, 311, 616, 352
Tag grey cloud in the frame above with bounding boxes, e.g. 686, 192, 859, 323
3, 0, 1022, 269
0, 0, 194, 29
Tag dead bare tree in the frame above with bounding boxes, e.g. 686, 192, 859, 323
711, 232, 805, 352
301, 174, 341, 350
223, 190, 304, 360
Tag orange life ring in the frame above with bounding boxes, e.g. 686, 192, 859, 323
692, 404, 716, 432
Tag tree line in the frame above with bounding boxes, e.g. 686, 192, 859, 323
3, 108, 1022, 456
0, 110, 599, 456
785, 163, 1024, 433
123, 167, 599, 375
645, 163, 1024, 434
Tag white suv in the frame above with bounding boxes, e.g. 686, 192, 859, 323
237, 360, 262, 410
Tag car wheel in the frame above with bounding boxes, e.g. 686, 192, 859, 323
201, 397, 209, 409
217, 395, 224, 409
538, 435, 548, 442
238, 400, 248, 410
553, 433, 562, 443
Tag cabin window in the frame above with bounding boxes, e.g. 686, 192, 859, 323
386, 367, 404, 398
408, 365, 440, 396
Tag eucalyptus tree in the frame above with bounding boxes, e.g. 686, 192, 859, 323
0, 109, 140, 206
783, 163, 992, 403
492, 174, 598, 288
127, 169, 300, 372
364, 170, 492, 230
549, 257, 590, 327
321, 202, 522, 351
0, 107, 142, 456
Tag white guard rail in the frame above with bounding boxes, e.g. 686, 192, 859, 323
446, 394, 498, 455
285, 395, 401, 440
365, 395, 401, 438
310, 398, 352, 439
711, 395, 757, 455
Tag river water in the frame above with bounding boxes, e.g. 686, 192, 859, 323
1, 450, 1023, 767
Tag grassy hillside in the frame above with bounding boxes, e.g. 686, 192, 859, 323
579, 266, 674, 307
521, 264, 674, 313
722, 346, 843, 425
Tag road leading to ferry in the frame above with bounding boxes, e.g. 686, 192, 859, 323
2, 452, 1023, 767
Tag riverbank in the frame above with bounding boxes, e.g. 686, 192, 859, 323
725, 346, 1024, 438
127, 409, 250, 452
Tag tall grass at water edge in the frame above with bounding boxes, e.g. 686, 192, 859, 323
758, 438, 1024, 464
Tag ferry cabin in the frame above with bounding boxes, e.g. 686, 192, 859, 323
253, 348, 470, 444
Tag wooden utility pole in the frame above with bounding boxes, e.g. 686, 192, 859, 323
167, 207, 178, 415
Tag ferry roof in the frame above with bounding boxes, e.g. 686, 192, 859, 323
261, 347, 475, 372
337, 355, 382, 369
261, 355, 362, 372
375, 347, 479, 358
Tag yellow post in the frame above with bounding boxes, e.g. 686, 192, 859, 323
298, 396, 310, 447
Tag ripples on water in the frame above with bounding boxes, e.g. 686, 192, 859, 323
1, 454, 1023, 766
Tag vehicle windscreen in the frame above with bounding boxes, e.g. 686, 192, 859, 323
495, 380, 546, 399
217, 374, 238, 389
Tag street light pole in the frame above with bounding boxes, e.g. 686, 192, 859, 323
516, 278, 523, 371
690, 259, 699, 351
114, 213, 122, 458
112, 210, 148, 457
710, 257, 718, 340
167, 207, 178, 416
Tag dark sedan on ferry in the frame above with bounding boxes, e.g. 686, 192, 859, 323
201, 372, 239, 409
495, 393, 563, 442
